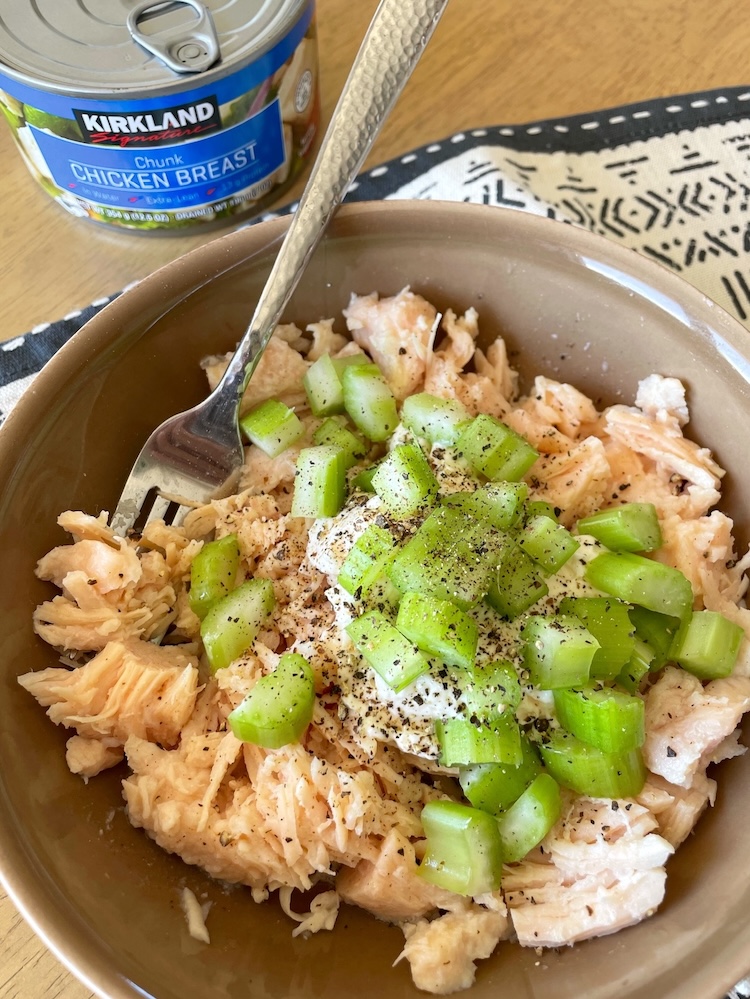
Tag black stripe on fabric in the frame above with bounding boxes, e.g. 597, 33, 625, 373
347, 85, 750, 201
0, 295, 119, 388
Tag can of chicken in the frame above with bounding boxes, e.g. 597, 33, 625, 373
0, 0, 319, 232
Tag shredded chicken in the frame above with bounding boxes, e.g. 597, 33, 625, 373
528, 437, 612, 525
33, 515, 188, 651
636, 772, 717, 848
425, 309, 511, 417
204, 329, 310, 412
643, 666, 750, 787
503, 794, 673, 947
19, 293, 750, 995
122, 717, 436, 893
180, 887, 211, 944
657, 511, 750, 626
345, 288, 438, 401
66, 735, 124, 779
19, 638, 199, 770
397, 907, 510, 994
337, 828, 459, 922
603, 404, 724, 503
278, 887, 340, 937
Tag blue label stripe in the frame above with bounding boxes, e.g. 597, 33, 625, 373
30, 99, 285, 210
0, 1, 313, 118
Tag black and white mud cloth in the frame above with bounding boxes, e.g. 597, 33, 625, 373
3, 84, 750, 997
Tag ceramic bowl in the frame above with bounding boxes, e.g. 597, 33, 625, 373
1, 201, 749, 999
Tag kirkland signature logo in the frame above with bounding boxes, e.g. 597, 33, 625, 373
73, 97, 221, 147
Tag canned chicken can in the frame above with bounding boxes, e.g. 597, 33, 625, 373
0, 0, 319, 232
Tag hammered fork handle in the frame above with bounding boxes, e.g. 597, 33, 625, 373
108, 0, 449, 537
201, 0, 450, 431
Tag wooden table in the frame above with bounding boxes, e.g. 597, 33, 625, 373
1, 0, 748, 994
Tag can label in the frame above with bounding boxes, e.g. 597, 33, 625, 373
72, 98, 224, 145
31, 99, 285, 220
0, 3, 318, 231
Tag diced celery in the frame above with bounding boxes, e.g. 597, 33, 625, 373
312, 417, 367, 468
437, 712, 522, 766
517, 514, 580, 574
350, 462, 380, 493
418, 800, 504, 896
616, 639, 654, 693
585, 552, 694, 621
332, 354, 369, 378
387, 505, 506, 609
342, 364, 399, 442
553, 685, 645, 753
456, 414, 539, 482
200, 578, 275, 673
538, 729, 646, 798
291, 445, 347, 518
462, 659, 523, 717
239, 399, 304, 458
668, 609, 745, 680
577, 503, 662, 553
227, 652, 315, 749
189, 532, 240, 620
521, 614, 599, 689
372, 442, 439, 519
345, 609, 430, 692
401, 392, 472, 445
303, 354, 347, 416
337, 524, 397, 599
396, 591, 478, 669
303, 355, 369, 419
459, 734, 542, 814
497, 773, 562, 863
525, 500, 559, 522
559, 596, 635, 679
442, 482, 529, 531
486, 542, 549, 620
628, 606, 680, 672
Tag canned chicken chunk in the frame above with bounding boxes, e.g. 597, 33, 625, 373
0, 0, 319, 232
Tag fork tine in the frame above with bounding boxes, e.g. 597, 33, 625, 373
112, 493, 195, 539
143, 499, 194, 531
147, 494, 174, 526
166, 503, 194, 529
110, 483, 153, 538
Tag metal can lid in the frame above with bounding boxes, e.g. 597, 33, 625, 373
0, 0, 306, 97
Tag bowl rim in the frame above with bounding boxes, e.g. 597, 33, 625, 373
3, 200, 750, 454
2, 198, 750, 999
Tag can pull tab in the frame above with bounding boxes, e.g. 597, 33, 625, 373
127, 0, 220, 74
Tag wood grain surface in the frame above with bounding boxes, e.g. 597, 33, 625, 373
1, 0, 748, 995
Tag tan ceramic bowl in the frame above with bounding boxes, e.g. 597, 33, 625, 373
1, 201, 750, 999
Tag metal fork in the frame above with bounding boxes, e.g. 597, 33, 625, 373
109, 0, 450, 538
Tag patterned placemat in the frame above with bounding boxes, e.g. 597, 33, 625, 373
341, 85, 750, 326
